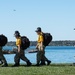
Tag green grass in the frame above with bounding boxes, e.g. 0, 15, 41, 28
0, 64, 75, 75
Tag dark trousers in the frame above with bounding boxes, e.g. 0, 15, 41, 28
14, 50, 29, 64
0, 47, 7, 65
37, 46, 48, 64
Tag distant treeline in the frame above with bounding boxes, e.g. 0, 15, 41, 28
6, 41, 75, 46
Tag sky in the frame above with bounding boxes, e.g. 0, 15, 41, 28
0, 0, 75, 41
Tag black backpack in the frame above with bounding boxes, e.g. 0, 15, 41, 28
43, 33, 52, 46
21, 36, 30, 50
0, 35, 8, 46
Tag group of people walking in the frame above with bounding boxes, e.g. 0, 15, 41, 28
0, 27, 51, 67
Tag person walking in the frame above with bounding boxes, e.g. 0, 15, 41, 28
0, 47, 8, 67
13, 31, 32, 67
35, 27, 51, 66
0, 34, 8, 67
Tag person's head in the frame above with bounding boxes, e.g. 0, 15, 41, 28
14, 31, 20, 38
35, 27, 42, 35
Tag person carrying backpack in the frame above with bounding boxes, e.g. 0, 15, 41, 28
35, 27, 51, 66
13, 31, 32, 67
0, 34, 8, 67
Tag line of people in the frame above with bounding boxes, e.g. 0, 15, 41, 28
0, 27, 51, 67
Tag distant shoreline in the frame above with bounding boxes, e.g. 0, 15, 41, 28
6, 40, 75, 46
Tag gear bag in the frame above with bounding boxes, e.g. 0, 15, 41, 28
21, 36, 30, 50
43, 33, 52, 46
0, 35, 8, 46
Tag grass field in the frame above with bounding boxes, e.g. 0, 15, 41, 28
0, 64, 75, 75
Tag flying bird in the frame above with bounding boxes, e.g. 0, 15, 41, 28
13, 9, 16, 11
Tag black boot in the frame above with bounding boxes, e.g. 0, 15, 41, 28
0, 60, 3, 65
27, 61, 32, 66
40, 61, 46, 65
12, 63, 20, 67
1, 63, 8, 67
47, 60, 51, 65
35, 62, 40, 66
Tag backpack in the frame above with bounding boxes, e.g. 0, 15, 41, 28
21, 36, 30, 50
0, 35, 8, 46
43, 33, 52, 46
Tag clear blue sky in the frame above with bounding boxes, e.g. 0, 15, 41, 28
0, 0, 75, 41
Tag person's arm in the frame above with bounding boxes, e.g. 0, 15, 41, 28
40, 42, 44, 51
16, 38, 21, 53
40, 35, 44, 51
17, 45, 21, 53
36, 43, 39, 49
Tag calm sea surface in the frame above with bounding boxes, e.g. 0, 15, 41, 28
2, 46, 75, 64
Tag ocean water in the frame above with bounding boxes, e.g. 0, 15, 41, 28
2, 46, 75, 64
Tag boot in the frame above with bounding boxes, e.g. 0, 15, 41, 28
27, 61, 32, 66
47, 60, 51, 65
35, 62, 40, 66
1, 63, 8, 67
40, 61, 46, 65
0, 60, 3, 65
12, 63, 20, 67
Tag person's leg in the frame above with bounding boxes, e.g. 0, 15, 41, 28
40, 59, 46, 65
0, 55, 8, 67
40, 51, 46, 65
41, 47, 51, 65
0, 47, 8, 67
20, 50, 31, 66
13, 53, 20, 66
0, 59, 3, 65
21, 53, 32, 66
40, 46, 46, 65
43, 51, 51, 65
36, 45, 46, 66
44, 56, 51, 65
36, 51, 41, 66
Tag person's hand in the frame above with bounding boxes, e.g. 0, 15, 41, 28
8, 51, 11, 54
41, 47, 44, 51
18, 50, 20, 53
36, 46, 38, 49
